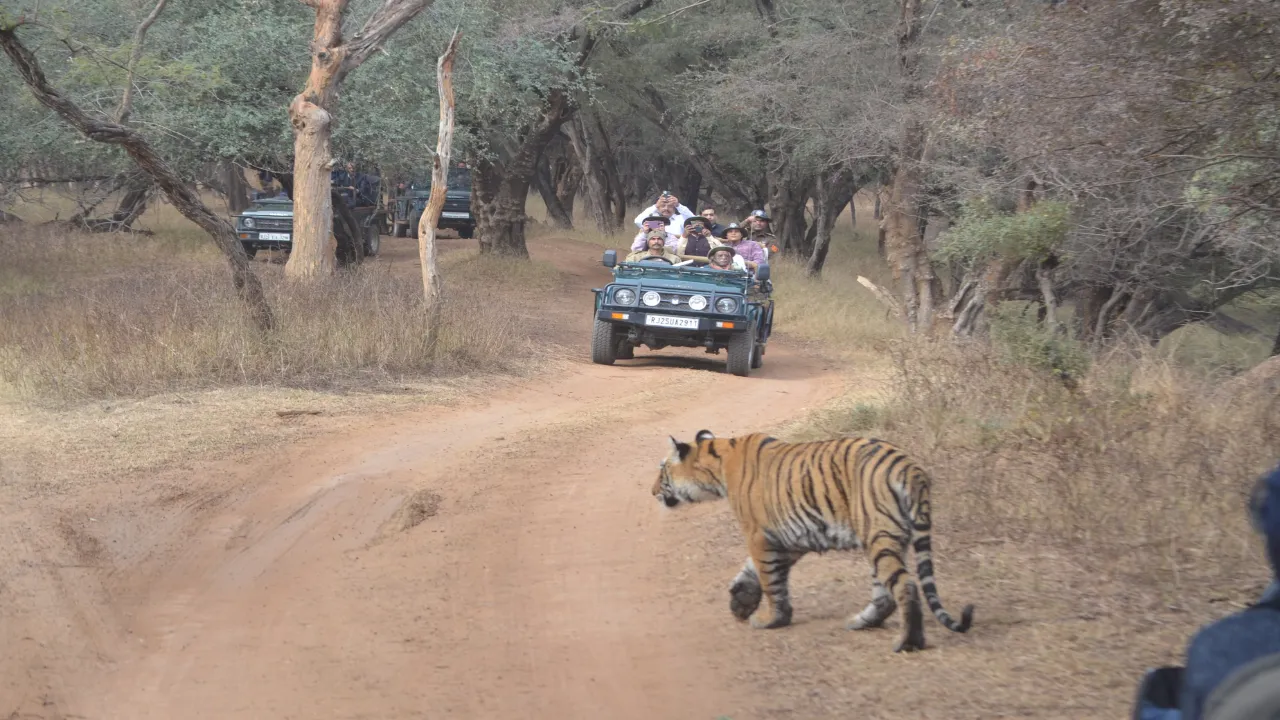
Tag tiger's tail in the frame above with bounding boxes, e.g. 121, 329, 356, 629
906, 468, 974, 633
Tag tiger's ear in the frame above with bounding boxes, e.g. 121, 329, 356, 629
695, 429, 715, 444
668, 435, 693, 461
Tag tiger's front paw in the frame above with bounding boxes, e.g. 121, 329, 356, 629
729, 576, 763, 621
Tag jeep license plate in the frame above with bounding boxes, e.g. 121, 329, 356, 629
644, 314, 699, 330
259, 232, 291, 241
441, 211, 470, 219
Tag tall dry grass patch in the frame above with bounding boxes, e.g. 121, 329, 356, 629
768, 233, 901, 355
0, 226, 555, 404
793, 336, 1280, 591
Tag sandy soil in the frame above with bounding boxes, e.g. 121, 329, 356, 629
1, 232, 1205, 720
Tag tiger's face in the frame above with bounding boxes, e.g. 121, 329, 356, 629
652, 430, 727, 508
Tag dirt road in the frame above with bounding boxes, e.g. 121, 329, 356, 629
3, 235, 847, 719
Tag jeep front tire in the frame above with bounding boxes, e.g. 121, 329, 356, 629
726, 321, 756, 377
591, 319, 618, 365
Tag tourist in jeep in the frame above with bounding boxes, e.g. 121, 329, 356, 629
699, 206, 726, 238
707, 244, 757, 273
716, 222, 767, 265
632, 191, 693, 234
742, 209, 780, 257
626, 229, 683, 264
677, 216, 715, 258
630, 213, 679, 252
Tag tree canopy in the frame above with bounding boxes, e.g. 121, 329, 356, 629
2, 0, 1276, 345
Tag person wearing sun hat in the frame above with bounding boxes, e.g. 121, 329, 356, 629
706, 243, 758, 273
1176, 462, 1280, 720
676, 215, 716, 258
713, 222, 767, 266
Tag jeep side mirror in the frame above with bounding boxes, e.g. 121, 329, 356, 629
755, 262, 770, 282
602, 249, 617, 268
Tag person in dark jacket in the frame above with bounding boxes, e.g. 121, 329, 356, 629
677, 216, 715, 258
1176, 462, 1280, 720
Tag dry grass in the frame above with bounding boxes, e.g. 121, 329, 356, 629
788, 335, 1280, 599
0, 224, 562, 405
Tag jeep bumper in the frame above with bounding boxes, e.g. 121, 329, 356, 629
596, 308, 749, 333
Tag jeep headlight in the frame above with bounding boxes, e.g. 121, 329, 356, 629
688, 294, 708, 311
642, 291, 661, 307
714, 297, 738, 314
242, 217, 256, 229
613, 288, 636, 305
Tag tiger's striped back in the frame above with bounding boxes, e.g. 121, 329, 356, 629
653, 429, 973, 652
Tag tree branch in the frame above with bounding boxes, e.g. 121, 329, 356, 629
343, 0, 433, 72
0, 25, 273, 330
116, 0, 168, 124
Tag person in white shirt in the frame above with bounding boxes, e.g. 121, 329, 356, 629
632, 191, 693, 235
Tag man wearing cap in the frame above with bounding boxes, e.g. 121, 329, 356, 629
742, 209, 780, 257
706, 244, 758, 273
677, 216, 716, 258
626, 228, 683, 264
1176, 462, 1280, 720
714, 222, 768, 266
630, 213, 680, 252
633, 191, 694, 234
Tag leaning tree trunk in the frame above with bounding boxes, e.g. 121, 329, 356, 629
216, 159, 250, 215
0, 24, 272, 329
534, 153, 574, 228
568, 111, 620, 234
419, 30, 461, 338
805, 169, 857, 277
473, 88, 577, 258
106, 174, 151, 230
594, 113, 628, 228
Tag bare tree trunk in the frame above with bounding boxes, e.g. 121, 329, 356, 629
419, 30, 460, 335
0, 24, 273, 330
766, 166, 811, 254
593, 113, 628, 228
567, 111, 619, 234
805, 169, 857, 277
534, 158, 572, 230
1036, 258, 1058, 329
285, 0, 434, 281
217, 159, 250, 215
1271, 323, 1280, 357
883, 0, 938, 332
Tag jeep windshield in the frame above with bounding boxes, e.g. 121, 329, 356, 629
614, 262, 751, 291
246, 199, 292, 212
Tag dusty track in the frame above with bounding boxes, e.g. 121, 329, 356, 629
3, 234, 847, 718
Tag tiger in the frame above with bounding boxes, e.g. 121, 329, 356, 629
652, 429, 974, 653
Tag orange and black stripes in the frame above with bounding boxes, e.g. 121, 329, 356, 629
653, 430, 974, 653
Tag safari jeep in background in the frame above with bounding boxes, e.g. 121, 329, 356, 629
234, 196, 384, 258
590, 249, 775, 377
390, 164, 475, 239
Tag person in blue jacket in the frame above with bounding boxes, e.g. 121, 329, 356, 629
1175, 462, 1280, 720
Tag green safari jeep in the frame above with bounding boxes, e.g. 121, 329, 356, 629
590, 250, 775, 376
